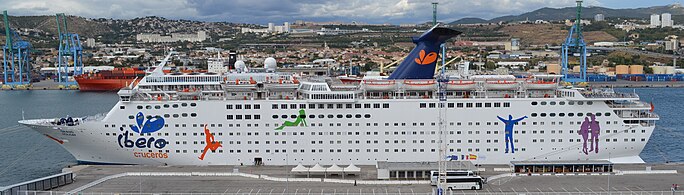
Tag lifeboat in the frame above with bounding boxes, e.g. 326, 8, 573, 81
485, 80, 518, 90
362, 80, 396, 91
224, 78, 258, 91
402, 80, 436, 91
447, 80, 477, 91
265, 79, 299, 91
525, 81, 558, 90
176, 88, 202, 96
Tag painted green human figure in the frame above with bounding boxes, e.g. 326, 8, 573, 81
275, 109, 307, 130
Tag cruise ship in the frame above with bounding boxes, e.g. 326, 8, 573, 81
19, 27, 658, 166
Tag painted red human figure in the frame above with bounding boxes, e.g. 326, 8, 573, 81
199, 125, 222, 160
588, 114, 601, 153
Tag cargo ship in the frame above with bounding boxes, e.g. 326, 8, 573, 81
75, 68, 146, 91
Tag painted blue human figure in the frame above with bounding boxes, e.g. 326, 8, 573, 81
497, 115, 528, 154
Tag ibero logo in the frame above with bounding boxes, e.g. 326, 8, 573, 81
414, 49, 438, 65
118, 112, 169, 158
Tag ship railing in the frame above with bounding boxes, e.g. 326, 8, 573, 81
606, 102, 651, 109
581, 92, 639, 99
617, 111, 659, 119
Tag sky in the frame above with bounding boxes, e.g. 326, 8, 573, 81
0, 0, 681, 24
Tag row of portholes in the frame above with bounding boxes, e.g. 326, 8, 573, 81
530, 112, 611, 118
136, 102, 197, 110
127, 113, 197, 119
272, 114, 372, 119
531, 101, 593, 106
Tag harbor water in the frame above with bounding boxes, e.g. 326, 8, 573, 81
0, 88, 682, 186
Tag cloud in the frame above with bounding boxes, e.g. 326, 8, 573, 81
0, 0, 634, 24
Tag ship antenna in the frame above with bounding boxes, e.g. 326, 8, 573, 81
21, 108, 25, 120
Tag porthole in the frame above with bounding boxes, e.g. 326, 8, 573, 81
540, 102, 547, 105
291, 115, 297, 119
337, 114, 343, 118
346, 114, 352, 118
364, 114, 371, 118
540, 113, 547, 117
182, 113, 188, 117
190, 113, 197, 117
154, 105, 161, 109
181, 103, 188, 107
137, 105, 143, 109
550, 101, 556, 105
559, 101, 566, 105
355, 114, 362, 118
318, 114, 325, 118
568, 113, 575, 117
577, 101, 584, 105
327, 114, 334, 118
173, 114, 179, 118
531, 113, 538, 117
190, 103, 197, 107
281, 115, 288, 119
578, 113, 584, 117
172, 104, 179, 108
587, 101, 593, 105
163, 104, 170, 108
309, 115, 315, 119
145, 105, 152, 109
128, 115, 135, 119
531, 102, 538, 105
272, 115, 278, 119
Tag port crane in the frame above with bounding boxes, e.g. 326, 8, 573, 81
2, 10, 32, 87
561, 0, 588, 83
55, 13, 83, 87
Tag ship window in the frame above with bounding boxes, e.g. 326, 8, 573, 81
281, 104, 287, 109
290, 104, 297, 109
272, 104, 278, 109
163, 104, 169, 108
550, 113, 556, 117
466, 103, 473, 108
281, 115, 288, 119
485, 103, 492, 107
568, 113, 574, 117
540, 102, 547, 105
540, 113, 547, 117
345, 114, 352, 118
145, 105, 152, 109
227, 115, 233, 120
137, 105, 143, 109
327, 114, 333, 118
447, 103, 454, 108
457, 103, 464, 108
190, 103, 197, 107
355, 104, 362, 108
568, 101, 575, 105
550, 101, 556, 105
346, 104, 353, 108
420, 103, 426, 108
337, 114, 343, 118
559, 101, 566, 105
190, 113, 197, 117
605, 112, 611, 116
476, 103, 483, 107
272, 115, 278, 119
559, 113, 565, 117
577, 101, 584, 105
226, 105, 233, 109
587, 101, 593, 105
181, 103, 188, 107
164, 114, 170, 118
172, 104, 179, 108
354, 114, 362, 118
290, 115, 297, 119
120, 106, 126, 109
531, 102, 538, 105
578, 113, 584, 117
373, 104, 380, 108
236, 115, 243, 120
236, 105, 242, 109
531, 113, 538, 117
182, 113, 188, 117
429, 103, 435, 108
254, 104, 260, 109
494, 102, 501, 107
383, 103, 390, 108
504, 102, 510, 107
154, 105, 161, 109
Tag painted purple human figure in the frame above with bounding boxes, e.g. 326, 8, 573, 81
578, 117, 591, 155
589, 114, 601, 153
497, 115, 527, 154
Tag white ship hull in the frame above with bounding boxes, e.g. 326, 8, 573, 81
20, 97, 655, 166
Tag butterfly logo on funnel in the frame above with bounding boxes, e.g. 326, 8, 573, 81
414, 50, 438, 65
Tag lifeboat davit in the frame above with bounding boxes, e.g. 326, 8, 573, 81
402, 80, 436, 91
362, 80, 396, 91
447, 80, 477, 91
525, 81, 558, 90
486, 80, 518, 90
